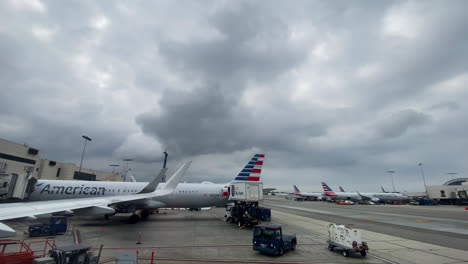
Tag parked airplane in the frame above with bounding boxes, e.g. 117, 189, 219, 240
0, 161, 191, 238
28, 154, 265, 223
293, 185, 322, 200
321, 182, 360, 200
321, 182, 407, 203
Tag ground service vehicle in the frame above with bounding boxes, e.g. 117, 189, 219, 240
225, 181, 271, 227
49, 244, 98, 264
327, 223, 368, 257
28, 216, 67, 237
253, 224, 296, 256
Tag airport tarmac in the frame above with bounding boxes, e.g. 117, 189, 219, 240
5, 204, 468, 264
263, 196, 468, 251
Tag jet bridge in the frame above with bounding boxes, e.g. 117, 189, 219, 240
0, 170, 36, 201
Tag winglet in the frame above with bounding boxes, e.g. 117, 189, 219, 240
138, 168, 167, 194
161, 160, 192, 192
0, 222, 16, 238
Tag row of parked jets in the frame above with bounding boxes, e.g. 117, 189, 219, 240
293, 182, 407, 202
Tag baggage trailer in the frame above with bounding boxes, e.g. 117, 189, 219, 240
28, 216, 67, 237
225, 202, 271, 227
327, 224, 368, 257
225, 182, 271, 228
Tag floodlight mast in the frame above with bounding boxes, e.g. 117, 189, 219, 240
418, 163, 428, 198
78, 135, 92, 174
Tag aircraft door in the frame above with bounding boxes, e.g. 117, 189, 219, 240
221, 185, 229, 199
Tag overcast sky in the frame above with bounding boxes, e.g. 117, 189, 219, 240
1, 0, 468, 192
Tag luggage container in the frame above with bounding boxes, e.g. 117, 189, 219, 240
229, 182, 263, 202
327, 224, 368, 257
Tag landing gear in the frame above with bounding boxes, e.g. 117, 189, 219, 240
128, 214, 141, 224
141, 211, 151, 220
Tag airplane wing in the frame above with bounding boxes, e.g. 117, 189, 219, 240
0, 161, 191, 237
356, 191, 376, 201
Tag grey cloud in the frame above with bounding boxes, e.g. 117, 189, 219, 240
1, 1, 468, 191
375, 109, 431, 139
429, 102, 460, 111
158, 2, 304, 80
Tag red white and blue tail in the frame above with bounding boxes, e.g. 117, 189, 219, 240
321, 182, 337, 197
293, 185, 302, 196
321, 182, 334, 192
233, 154, 264, 181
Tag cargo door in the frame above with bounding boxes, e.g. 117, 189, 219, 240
248, 184, 259, 201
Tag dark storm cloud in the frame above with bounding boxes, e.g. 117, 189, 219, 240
158, 3, 302, 80
137, 2, 317, 156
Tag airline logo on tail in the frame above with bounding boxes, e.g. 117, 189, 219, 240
293, 185, 302, 196
234, 154, 264, 181
321, 182, 337, 197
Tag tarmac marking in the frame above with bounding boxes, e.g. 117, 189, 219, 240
415, 219, 430, 222
364, 218, 377, 221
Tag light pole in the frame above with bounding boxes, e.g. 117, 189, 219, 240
123, 159, 133, 181
418, 163, 428, 198
109, 164, 120, 173
78, 135, 92, 174
387, 170, 396, 192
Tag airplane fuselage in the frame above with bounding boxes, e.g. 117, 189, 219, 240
325, 191, 406, 201
30, 180, 229, 208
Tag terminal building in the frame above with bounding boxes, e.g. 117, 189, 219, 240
0, 138, 122, 200
427, 178, 468, 205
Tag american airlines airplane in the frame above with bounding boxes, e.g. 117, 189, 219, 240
0, 161, 191, 237
321, 182, 407, 203
292, 185, 323, 200
26, 154, 265, 223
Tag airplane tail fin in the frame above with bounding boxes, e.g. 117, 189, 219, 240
293, 185, 302, 196
339, 186, 345, 192
233, 154, 264, 181
321, 182, 334, 192
381, 186, 388, 193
